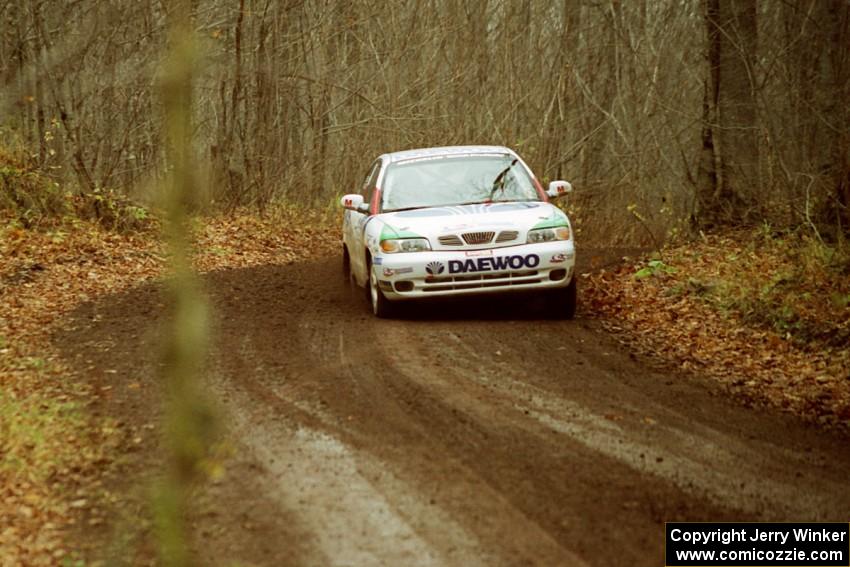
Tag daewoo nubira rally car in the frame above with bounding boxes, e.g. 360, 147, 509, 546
340, 145, 576, 318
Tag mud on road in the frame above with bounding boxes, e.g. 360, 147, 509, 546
55, 256, 850, 566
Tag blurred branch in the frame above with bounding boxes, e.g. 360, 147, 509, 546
154, 1, 215, 565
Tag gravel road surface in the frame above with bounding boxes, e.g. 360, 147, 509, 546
55, 257, 850, 566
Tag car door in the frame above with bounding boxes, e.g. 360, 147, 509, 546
349, 159, 382, 286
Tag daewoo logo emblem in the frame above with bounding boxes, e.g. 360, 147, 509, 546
426, 261, 445, 275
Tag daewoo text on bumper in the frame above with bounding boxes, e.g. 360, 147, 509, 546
374, 241, 575, 300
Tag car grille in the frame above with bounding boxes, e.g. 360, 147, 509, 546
438, 234, 463, 246
423, 270, 541, 292
462, 231, 495, 245
495, 230, 518, 243
438, 231, 516, 247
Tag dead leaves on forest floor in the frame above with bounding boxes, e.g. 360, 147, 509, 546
583, 229, 850, 433
4, 211, 849, 564
0, 208, 336, 565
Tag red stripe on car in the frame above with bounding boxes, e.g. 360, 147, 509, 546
533, 177, 548, 202
370, 187, 381, 214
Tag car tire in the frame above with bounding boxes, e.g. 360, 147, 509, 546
342, 245, 355, 288
368, 259, 395, 318
342, 244, 350, 276
547, 277, 577, 320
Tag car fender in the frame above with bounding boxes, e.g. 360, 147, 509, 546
352, 215, 385, 288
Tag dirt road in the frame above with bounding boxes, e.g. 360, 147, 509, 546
55, 257, 850, 566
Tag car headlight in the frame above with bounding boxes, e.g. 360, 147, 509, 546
527, 226, 570, 243
380, 238, 431, 253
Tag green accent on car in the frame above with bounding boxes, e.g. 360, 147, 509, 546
380, 224, 424, 241
531, 215, 569, 230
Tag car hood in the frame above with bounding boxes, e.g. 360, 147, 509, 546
377, 201, 568, 245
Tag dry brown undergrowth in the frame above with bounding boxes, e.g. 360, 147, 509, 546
583, 230, 850, 431
0, 209, 335, 565
4, 214, 848, 564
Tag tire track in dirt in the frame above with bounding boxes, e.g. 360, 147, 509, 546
206, 267, 588, 566
55, 257, 850, 566
402, 328, 845, 516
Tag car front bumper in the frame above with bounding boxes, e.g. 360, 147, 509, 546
374, 241, 576, 301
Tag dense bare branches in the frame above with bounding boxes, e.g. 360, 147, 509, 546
1, 0, 848, 241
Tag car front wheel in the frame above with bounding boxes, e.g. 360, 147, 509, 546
368, 262, 395, 318
342, 245, 352, 282
547, 277, 577, 320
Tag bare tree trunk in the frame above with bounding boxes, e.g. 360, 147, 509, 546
32, 0, 48, 167
696, 0, 759, 227
546, 0, 581, 181
825, 0, 850, 235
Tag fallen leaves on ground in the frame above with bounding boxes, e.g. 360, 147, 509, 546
5, 209, 849, 563
0, 207, 336, 565
583, 230, 850, 432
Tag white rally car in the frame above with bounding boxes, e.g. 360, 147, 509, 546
340, 146, 576, 318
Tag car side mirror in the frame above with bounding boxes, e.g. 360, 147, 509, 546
546, 180, 573, 199
340, 194, 365, 211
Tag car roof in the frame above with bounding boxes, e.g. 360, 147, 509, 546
382, 145, 517, 164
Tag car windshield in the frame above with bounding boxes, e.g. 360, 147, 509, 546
381, 155, 540, 212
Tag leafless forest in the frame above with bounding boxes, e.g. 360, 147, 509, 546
2, 0, 848, 244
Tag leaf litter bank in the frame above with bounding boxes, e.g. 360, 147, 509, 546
583, 230, 850, 432
3, 214, 847, 564
0, 208, 335, 565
